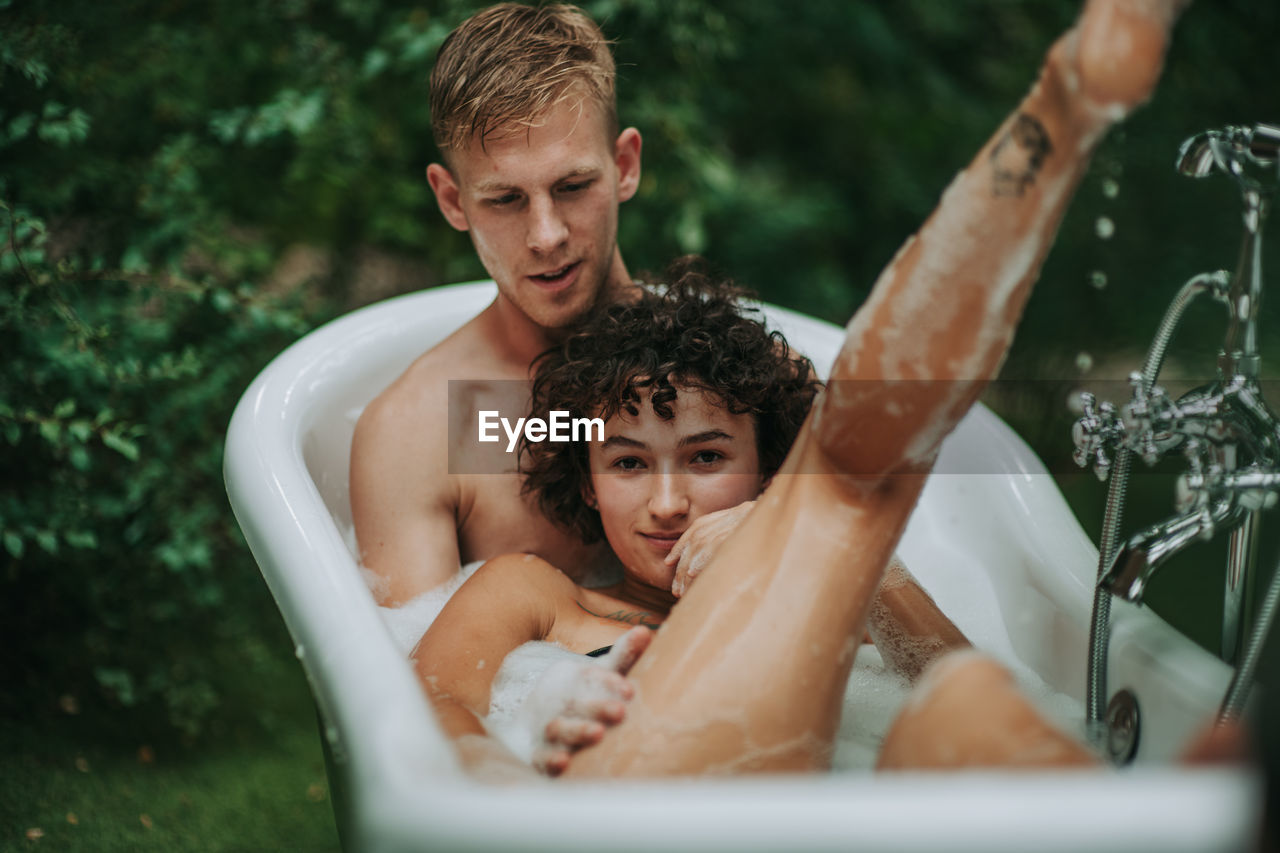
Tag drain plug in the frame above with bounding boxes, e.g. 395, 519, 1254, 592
1106, 688, 1141, 765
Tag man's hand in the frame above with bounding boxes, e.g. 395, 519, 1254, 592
665, 500, 756, 597
521, 627, 652, 776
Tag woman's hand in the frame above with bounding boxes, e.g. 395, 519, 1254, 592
524, 627, 653, 775
665, 500, 756, 597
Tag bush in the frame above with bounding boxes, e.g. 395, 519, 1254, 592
0, 199, 314, 737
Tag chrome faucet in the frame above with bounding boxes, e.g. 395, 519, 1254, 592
1072, 122, 1280, 724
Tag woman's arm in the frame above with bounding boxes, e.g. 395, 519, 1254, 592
411, 554, 562, 743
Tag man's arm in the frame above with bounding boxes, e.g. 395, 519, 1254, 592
350, 381, 461, 605
867, 559, 971, 682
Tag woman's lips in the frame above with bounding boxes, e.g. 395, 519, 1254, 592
639, 531, 684, 552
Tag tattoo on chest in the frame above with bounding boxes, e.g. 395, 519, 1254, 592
990, 113, 1053, 197
575, 601, 662, 629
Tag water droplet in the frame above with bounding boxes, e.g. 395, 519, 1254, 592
1102, 178, 1120, 199
1068, 390, 1088, 415
1076, 352, 1094, 374
294, 645, 305, 660
1089, 271, 1108, 290
1095, 216, 1115, 240
325, 726, 340, 746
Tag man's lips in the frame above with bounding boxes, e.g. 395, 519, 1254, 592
527, 260, 581, 289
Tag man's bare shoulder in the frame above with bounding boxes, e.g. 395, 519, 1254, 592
354, 306, 520, 449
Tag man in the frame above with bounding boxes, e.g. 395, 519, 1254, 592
351, 4, 642, 606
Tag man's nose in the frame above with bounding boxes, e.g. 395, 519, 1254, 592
526, 195, 569, 254
647, 473, 690, 520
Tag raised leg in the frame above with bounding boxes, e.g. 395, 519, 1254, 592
563, 0, 1185, 779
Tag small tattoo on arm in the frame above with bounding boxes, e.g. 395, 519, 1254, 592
990, 113, 1053, 197
576, 601, 662, 629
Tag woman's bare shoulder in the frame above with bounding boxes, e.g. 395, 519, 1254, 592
467, 553, 581, 608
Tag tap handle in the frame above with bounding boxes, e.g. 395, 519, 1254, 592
1072, 391, 1122, 481
1122, 373, 1178, 464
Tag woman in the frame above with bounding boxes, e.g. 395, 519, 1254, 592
414, 264, 976, 775
413, 0, 1185, 779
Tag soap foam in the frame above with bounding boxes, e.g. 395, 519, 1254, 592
376, 560, 484, 655
375, 555, 1085, 774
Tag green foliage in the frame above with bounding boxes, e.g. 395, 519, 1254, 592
1, 197, 311, 737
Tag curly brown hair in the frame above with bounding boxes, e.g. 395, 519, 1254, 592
520, 258, 821, 545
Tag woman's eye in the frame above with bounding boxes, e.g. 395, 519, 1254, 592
691, 450, 724, 466
612, 456, 644, 471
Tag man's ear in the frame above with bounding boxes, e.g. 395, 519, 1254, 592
426, 162, 471, 232
614, 127, 642, 203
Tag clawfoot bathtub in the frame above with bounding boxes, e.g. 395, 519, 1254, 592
224, 282, 1260, 852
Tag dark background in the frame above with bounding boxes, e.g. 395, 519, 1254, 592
2, 1, 1276, 848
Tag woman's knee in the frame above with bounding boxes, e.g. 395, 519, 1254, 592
877, 650, 1098, 770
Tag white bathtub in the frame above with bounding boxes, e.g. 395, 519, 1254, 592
224, 281, 1262, 852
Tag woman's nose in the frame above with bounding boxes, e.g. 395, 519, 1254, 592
647, 473, 690, 520
526, 195, 569, 254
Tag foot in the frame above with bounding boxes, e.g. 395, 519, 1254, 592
1058, 0, 1189, 119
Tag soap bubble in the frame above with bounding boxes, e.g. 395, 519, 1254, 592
1102, 178, 1120, 199
1095, 216, 1116, 240
1076, 352, 1094, 374
1089, 270, 1108, 290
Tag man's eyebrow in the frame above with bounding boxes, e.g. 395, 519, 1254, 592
474, 178, 519, 194
679, 430, 733, 448
474, 166, 601, 195
558, 166, 601, 180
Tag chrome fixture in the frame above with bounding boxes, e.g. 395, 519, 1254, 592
1073, 123, 1280, 747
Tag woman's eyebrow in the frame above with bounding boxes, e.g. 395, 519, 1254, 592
678, 429, 733, 448
600, 435, 645, 450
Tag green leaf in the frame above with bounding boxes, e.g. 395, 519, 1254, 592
211, 290, 236, 313
121, 246, 147, 274
69, 445, 90, 471
102, 431, 140, 461
5, 113, 35, 144
3, 531, 23, 559
65, 530, 98, 549
34, 529, 58, 555
93, 667, 137, 706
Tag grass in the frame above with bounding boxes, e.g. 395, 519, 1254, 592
2, 654, 340, 852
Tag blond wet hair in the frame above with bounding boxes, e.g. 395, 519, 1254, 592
429, 3, 618, 158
